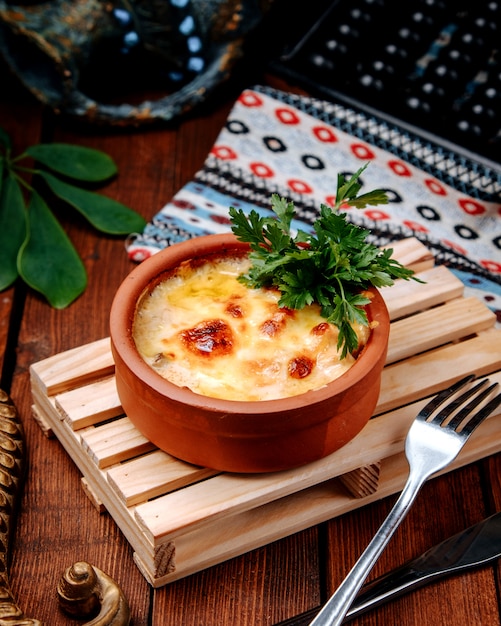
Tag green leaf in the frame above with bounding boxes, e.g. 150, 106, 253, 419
336, 170, 362, 206
17, 190, 87, 308
0, 173, 27, 290
347, 189, 389, 209
334, 164, 388, 210
26, 143, 117, 182
229, 207, 268, 249
270, 193, 295, 232
39, 171, 146, 234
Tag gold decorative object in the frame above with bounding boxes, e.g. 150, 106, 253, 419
57, 561, 131, 626
0, 389, 41, 626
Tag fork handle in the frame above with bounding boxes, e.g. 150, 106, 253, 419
309, 473, 427, 626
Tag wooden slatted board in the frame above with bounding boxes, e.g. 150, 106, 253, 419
30, 239, 501, 587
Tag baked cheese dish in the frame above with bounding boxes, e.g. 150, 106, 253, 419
133, 252, 371, 401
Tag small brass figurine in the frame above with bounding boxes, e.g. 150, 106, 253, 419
0, 389, 41, 626
57, 561, 131, 626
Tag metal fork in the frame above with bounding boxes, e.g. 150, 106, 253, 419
310, 375, 501, 626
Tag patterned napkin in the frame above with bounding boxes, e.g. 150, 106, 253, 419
126, 85, 501, 323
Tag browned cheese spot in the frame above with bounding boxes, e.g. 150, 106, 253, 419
288, 356, 314, 379
311, 322, 330, 336
180, 319, 233, 357
226, 301, 244, 318
260, 319, 281, 336
260, 309, 294, 337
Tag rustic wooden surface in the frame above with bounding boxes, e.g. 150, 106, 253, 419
1, 56, 501, 626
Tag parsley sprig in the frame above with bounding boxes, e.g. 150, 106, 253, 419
229, 164, 418, 359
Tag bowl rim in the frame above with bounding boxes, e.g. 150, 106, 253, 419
110, 233, 390, 414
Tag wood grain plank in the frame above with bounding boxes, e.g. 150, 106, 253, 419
55, 375, 122, 429
7, 58, 500, 624
80, 417, 155, 467
386, 297, 495, 364
107, 449, 218, 506
378, 327, 501, 414
383, 264, 464, 321
383, 237, 434, 273
29, 337, 114, 396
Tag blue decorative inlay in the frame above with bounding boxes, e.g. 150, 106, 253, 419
179, 15, 195, 35
187, 57, 204, 72
112, 8, 132, 26
187, 36, 202, 53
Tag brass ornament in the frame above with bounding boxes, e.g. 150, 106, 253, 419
57, 561, 131, 626
0, 389, 41, 626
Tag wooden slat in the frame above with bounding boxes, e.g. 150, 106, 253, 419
55, 376, 122, 429
30, 337, 114, 396
80, 417, 155, 468
383, 237, 434, 273
383, 264, 464, 320
378, 328, 501, 414
386, 296, 495, 364
338, 463, 381, 498
107, 450, 218, 506
31, 341, 501, 583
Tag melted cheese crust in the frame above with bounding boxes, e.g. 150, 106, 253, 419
133, 253, 370, 401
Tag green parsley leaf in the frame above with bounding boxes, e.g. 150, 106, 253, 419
230, 165, 421, 359
333, 163, 388, 210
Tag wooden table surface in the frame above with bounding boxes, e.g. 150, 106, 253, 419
1, 56, 501, 626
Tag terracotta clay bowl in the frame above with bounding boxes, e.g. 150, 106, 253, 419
109, 233, 390, 473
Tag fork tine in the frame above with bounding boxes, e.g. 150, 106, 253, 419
418, 374, 476, 421
429, 378, 490, 426
453, 388, 501, 437
446, 382, 499, 430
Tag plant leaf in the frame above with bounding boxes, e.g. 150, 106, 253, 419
335, 164, 368, 207
347, 189, 389, 209
26, 143, 117, 182
17, 190, 87, 308
39, 171, 146, 234
0, 173, 27, 290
